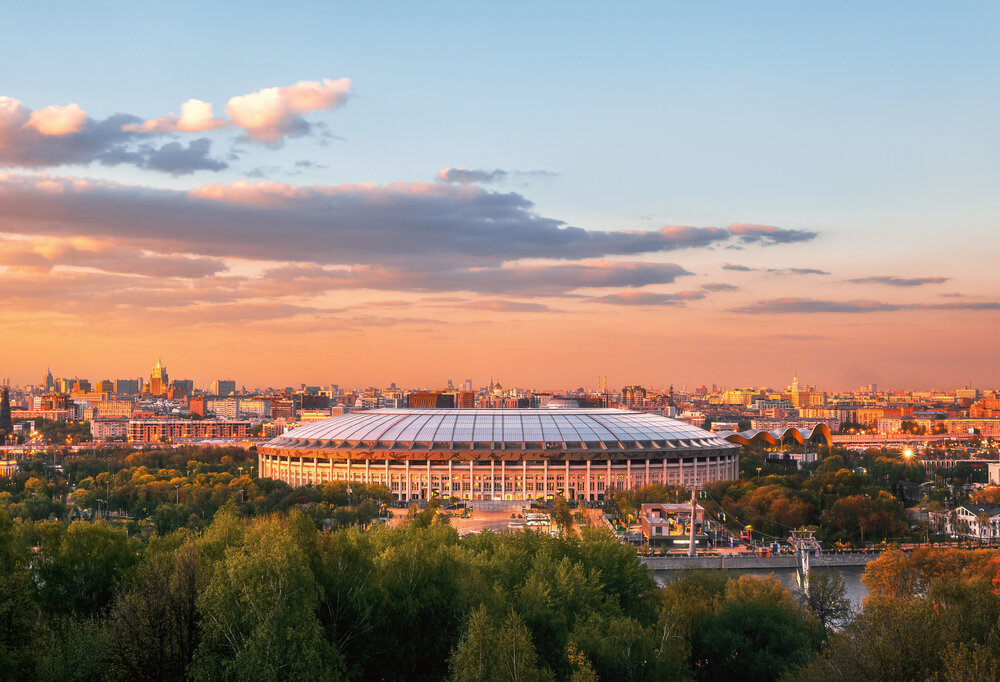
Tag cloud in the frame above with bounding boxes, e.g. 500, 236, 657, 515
727, 223, 817, 246
464, 299, 552, 312
700, 282, 740, 292
125, 99, 227, 133
0, 236, 227, 278
721, 262, 827, 275
0, 97, 227, 174
437, 167, 508, 184
436, 168, 558, 185
0, 174, 815, 269
736, 298, 901, 314
766, 267, 830, 275
848, 276, 950, 287
251, 261, 694, 297
26, 103, 88, 135
590, 291, 706, 306
225, 78, 351, 143
0, 78, 350, 172
733, 297, 1000, 314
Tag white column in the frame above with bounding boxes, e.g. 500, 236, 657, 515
448, 460, 453, 499
470, 460, 474, 500
586, 459, 591, 501
405, 460, 411, 500
606, 459, 611, 495
427, 459, 432, 500
365, 459, 370, 484
501, 459, 506, 500
565, 460, 570, 498
662, 457, 667, 485
346, 458, 351, 484
543, 460, 548, 500
626, 459, 631, 488
522, 460, 527, 500
645, 459, 650, 487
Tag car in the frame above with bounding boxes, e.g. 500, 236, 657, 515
511, 513, 516, 518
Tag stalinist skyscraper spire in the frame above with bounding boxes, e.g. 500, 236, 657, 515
150, 356, 169, 396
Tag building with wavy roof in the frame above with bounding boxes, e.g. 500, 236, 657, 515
259, 408, 739, 502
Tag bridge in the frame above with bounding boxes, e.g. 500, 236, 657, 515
641, 549, 885, 571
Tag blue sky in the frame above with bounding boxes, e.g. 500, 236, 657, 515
0, 2, 997, 388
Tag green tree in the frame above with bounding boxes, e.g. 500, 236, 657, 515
36, 520, 139, 617
106, 543, 203, 682
792, 597, 942, 682
0, 571, 42, 681
551, 495, 573, 535
448, 606, 550, 682
691, 600, 816, 681
800, 570, 852, 637
191, 517, 339, 681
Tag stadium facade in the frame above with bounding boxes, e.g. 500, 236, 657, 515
259, 408, 739, 502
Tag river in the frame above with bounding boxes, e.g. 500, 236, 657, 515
654, 564, 868, 608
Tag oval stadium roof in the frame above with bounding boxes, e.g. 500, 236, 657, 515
265, 408, 736, 453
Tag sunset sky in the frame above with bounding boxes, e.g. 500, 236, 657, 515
1, 2, 997, 391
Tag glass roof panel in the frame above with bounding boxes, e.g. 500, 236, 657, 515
273, 408, 730, 450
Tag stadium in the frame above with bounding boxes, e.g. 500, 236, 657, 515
259, 408, 739, 503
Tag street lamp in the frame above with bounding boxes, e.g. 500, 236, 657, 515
175, 484, 180, 504
756, 467, 762, 479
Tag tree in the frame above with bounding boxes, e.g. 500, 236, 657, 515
36, 520, 139, 617
861, 548, 919, 601
691, 600, 816, 681
106, 543, 203, 682
792, 597, 943, 682
800, 570, 852, 637
448, 606, 550, 682
551, 495, 574, 535
0, 571, 42, 680
191, 517, 339, 681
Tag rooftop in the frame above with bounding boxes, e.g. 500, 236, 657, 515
266, 408, 736, 453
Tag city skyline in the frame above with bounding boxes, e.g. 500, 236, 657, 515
1, 2, 997, 388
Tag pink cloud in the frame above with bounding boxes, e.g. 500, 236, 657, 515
225, 78, 351, 142
125, 99, 227, 133
26, 103, 87, 136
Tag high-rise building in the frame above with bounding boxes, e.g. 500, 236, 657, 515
170, 379, 194, 397
0, 386, 12, 433
116, 379, 140, 396
43, 368, 55, 392
95, 379, 114, 393
408, 391, 455, 408
212, 379, 236, 396
150, 357, 169, 395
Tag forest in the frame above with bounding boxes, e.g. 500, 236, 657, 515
3, 445, 1000, 680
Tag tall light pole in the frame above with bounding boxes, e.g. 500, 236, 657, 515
175, 484, 180, 505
